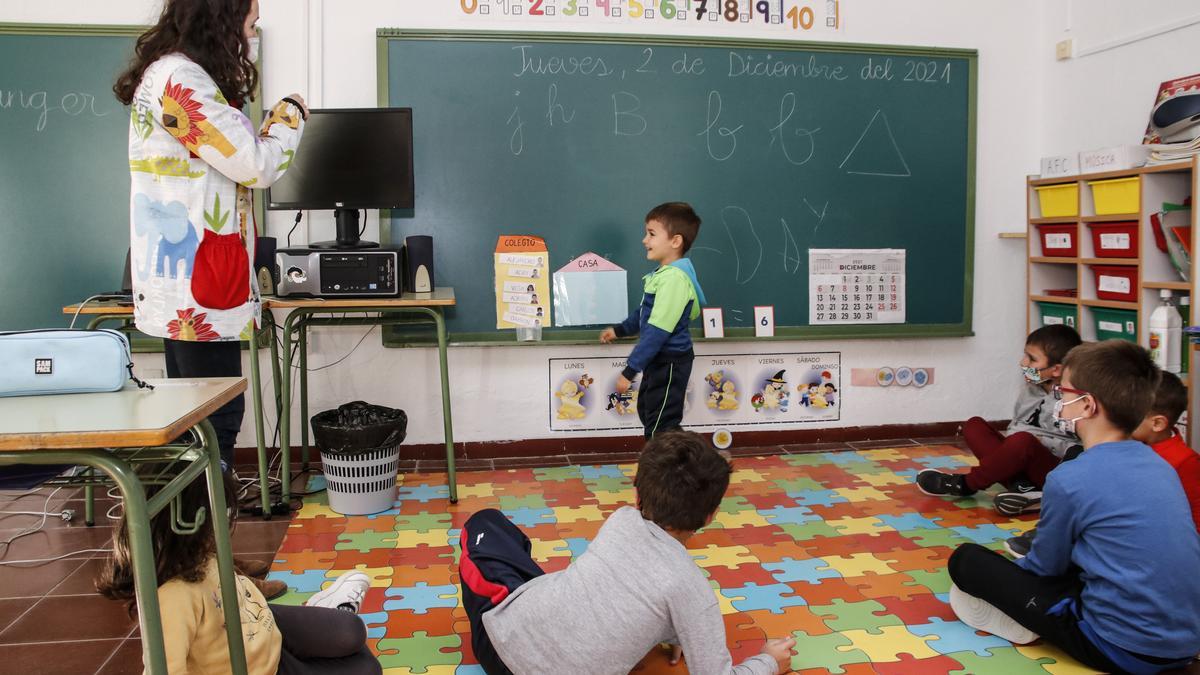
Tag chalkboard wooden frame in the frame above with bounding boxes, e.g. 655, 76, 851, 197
375, 29, 977, 347
0, 22, 267, 341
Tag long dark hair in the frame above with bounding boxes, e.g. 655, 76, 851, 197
96, 461, 239, 617
114, 0, 257, 105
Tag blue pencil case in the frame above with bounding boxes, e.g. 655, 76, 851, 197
0, 329, 134, 397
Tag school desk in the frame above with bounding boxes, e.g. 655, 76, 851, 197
62, 301, 282, 520
268, 287, 458, 503
0, 377, 250, 675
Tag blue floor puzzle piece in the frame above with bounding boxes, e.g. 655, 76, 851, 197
760, 505, 820, 526
361, 611, 390, 639
789, 489, 849, 507
908, 617, 1012, 657
950, 524, 1017, 545
456, 666, 486, 674
580, 464, 626, 479
383, 582, 459, 614
825, 451, 869, 465
502, 506, 555, 528
722, 582, 808, 614
763, 557, 841, 585
398, 484, 450, 503
267, 568, 329, 594
564, 537, 590, 559
876, 513, 944, 531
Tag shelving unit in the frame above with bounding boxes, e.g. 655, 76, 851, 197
1026, 158, 1200, 446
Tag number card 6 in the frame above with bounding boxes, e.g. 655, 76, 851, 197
754, 305, 775, 337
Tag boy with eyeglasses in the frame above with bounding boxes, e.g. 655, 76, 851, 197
947, 340, 1200, 674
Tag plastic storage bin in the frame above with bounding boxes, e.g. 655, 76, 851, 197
1090, 265, 1138, 303
1088, 176, 1140, 215
1036, 301, 1077, 329
1038, 224, 1078, 257
1034, 183, 1079, 218
1091, 307, 1137, 343
1088, 221, 1138, 258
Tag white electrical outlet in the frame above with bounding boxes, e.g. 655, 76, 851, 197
1055, 39, 1073, 60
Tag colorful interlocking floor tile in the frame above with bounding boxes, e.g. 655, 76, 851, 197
270, 444, 1101, 674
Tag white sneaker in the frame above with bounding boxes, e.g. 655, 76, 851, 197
949, 583, 1039, 644
306, 571, 370, 613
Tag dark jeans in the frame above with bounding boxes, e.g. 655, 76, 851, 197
273, 603, 381, 675
949, 543, 1127, 673
961, 417, 1060, 491
164, 339, 244, 468
637, 351, 693, 439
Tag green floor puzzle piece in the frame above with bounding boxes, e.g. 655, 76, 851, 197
782, 454, 837, 467
533, 466, 582, 482
810, 598, 905, 633
789, 630, 871, 673
498, 494, 548, 510
334, 530, 396, 553
947, 646, 1056, 674
583, 476, 632, 492
395, 512, 453, 533
377, 631, 462, 673
904, 567, 953, 595
779, 519, 842, 541
836, 461, 893, 476
773, 477, 827, 493
719, 495, 756, 514
900, 527, 974, 548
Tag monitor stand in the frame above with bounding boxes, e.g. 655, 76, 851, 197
309, 208, 379, 249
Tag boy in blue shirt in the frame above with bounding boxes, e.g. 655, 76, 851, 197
947, 340, 1200, 674
600, 202, 705, 438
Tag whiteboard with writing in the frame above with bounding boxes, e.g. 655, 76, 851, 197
809, 249, 906, 324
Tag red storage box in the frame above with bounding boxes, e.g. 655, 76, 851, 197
1091, 265, 1137, 303
1088, 221, 1138, 259
1038, 224, 1077, 257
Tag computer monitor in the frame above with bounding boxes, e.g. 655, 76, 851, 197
267, 108, 414, 249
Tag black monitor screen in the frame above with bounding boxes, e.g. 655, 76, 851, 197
267, 108, 414, 210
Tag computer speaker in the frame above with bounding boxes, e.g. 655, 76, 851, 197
404, 235, 434, 294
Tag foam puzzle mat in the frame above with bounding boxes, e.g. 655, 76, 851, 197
269, 444, 1105, 674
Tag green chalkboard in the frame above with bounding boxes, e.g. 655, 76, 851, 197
0, 25, 141, 331
379, 30, 976, 343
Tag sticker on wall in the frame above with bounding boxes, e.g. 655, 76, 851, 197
851, 367, 935, 387
549, 351, 839, 431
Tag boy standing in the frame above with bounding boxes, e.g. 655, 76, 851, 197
458, 431, 794, 675
917, 325, 1081, 515
601, 203, 706, 438
948, 341, 1200, 674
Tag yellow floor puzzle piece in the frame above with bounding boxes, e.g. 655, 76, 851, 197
713, 509, 772, 529
855, 472, 911, 487
731, 468, 768, 483
530, 538, 572, 563
827, 516, 893, 536
689, 544, 757, 569
552, 505, 605, 523
832, 486, 891, 502
818, 553, 894, 576
837, 625, 939, 661
393, 529, 450, 548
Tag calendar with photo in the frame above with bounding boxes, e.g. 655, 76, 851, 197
808, 249, 906, 325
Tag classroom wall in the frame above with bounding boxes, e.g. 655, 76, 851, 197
4, 1, 1057, 448
1040, 0, 1200, 153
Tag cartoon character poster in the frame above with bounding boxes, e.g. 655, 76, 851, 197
548, 352, 839, 431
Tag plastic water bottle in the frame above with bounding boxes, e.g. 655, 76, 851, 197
1149, 289, 1182, 373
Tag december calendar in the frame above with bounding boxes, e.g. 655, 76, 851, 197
808, 249, 906, 325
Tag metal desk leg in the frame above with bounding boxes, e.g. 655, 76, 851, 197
84, 469, 96, 526
198, 419, 250, 675
248, 325, 271, 519
279, 311, 301, 507
299, 318, 310, 470
434, 308, 457, 503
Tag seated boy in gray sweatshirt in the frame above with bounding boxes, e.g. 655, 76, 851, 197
459, 431, 795, 675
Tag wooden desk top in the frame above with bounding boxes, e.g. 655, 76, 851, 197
265, 287, 456, 308
0, 378, 246, 451
65, 288, 456, 314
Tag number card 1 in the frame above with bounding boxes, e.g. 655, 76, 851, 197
702, 307, 725, 338
754, 305, 775, 337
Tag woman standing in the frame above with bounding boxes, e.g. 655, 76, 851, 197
114, 0, 305, 472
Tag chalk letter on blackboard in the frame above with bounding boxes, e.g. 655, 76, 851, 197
769, 92, 819, 166
612, 92, 646, 136
698, 91, 742, 162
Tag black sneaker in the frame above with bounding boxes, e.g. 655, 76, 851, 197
1005, 475, 1038, 494
916, 469, 974, 497
994, 490, 1042, 516
1004, 529, 1036, 558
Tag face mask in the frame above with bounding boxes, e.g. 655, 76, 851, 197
246, 36, 260, 62
1021, 365, 1044, 384
1052, 395, 1088, 434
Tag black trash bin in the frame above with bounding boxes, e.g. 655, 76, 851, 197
310, 401, 407, 515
